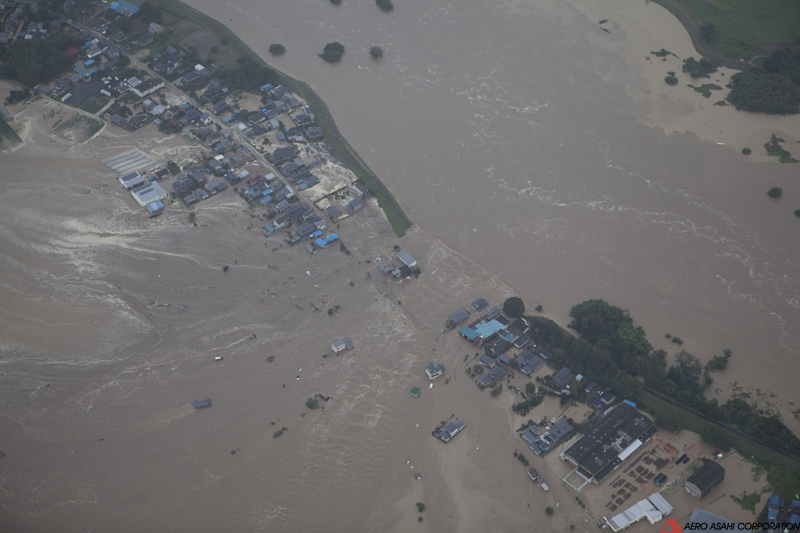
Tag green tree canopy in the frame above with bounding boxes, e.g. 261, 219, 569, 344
221, 56, 278, 91
726, 69, 800, 115
117, 16, 132, 32
768, 187, 783, 198
503, 296, 525, 317
700, 423, 732, 452
682, 57, 718, 78
321, 42, 344, 63
700, 23, 717, 43
138, 2, 162, 23
376, 0, 394, 11
370, 46, 383, 59
0, 31, 83, 87
269, 43, 285, 56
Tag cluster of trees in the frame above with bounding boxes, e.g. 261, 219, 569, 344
638, 345, 800, 455
763, 48, 800, 85
682, 57, 718, 78
503, 296, 525, 317
665, 71, 678, 86
5, 89, 29, 105
269, 43, 286, 56
700, 23, 717, 44
376, 0, 394, 12
768, 187, 783, 198
370, 46, 383, 59
138, 2, 162, 23
321, 42, 345, 63
220, 56, 278, 91
529, 297, 800, 456
568, 299, 652, 375
512, 382, 544, 415
726, 68, 800, 115
706, 348, 731, 371
0, 31, 83, 87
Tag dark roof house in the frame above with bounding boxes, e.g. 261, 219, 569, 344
552, 367, 576, 389
685, 461, 725, 500
438, 420, 466, 443
449, 309, 470, 325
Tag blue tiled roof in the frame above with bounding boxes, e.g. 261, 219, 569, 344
459, 326, 479, 340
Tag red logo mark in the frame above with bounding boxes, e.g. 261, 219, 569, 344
660, 519, 684, 533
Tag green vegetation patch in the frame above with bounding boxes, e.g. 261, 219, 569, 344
652, 48, 676, 58
731, 490, 765, 513
683, 57, 719, 78
321, 42, 345, 63
0, 30, 84, 87
765, 134, 798, 163
0, 115, 22, 149
268, 43, 286, 56
706, 0, 800, 45
376, 0, 394, 12
668, 0, 761, 59
693, 83, 723, 97
370, 46, 384, 59
727, 69, 800, 115
80, 97, 110, 114
221, 56, 278, 91
55, 114, 104, 142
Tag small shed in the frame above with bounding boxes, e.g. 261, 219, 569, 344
332, 337, 354, 353
396, 249, 417, 268
409, 387, 421, 397
193, 398, 211, 408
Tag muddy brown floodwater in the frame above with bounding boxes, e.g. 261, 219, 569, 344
184, 0, 799, 415
0, 0, 798, 531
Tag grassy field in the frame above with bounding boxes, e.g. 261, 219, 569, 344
148, 0, 411, 237
671, 0, 759, 59
0, 114, 22, 149
672, 0, 799, 59
708, 0, 800, 44
639, 389, 800, 499
80, 97, 110, 114
56, 115, 105, 142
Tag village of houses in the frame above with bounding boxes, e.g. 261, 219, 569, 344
396, 296, 755, 531
1, 0, 387, 254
